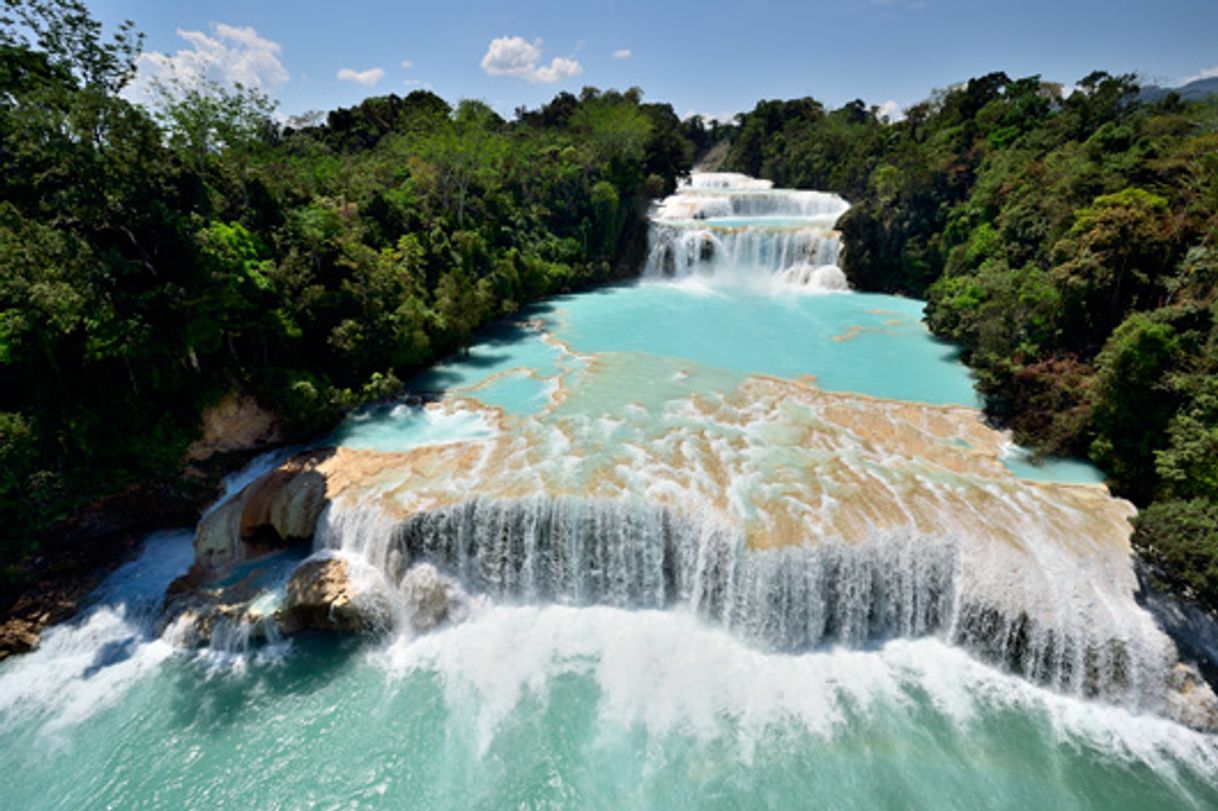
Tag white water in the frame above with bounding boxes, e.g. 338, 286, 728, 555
2, 172, 1216, 809
314, 491, 1179, 720
0, 451, 292, 736
646, 172, 850, 289
378, 604, 1218, 776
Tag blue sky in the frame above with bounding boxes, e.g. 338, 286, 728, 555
88, 0, 1218, 120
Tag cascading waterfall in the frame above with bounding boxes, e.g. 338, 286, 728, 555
316, 494, 1177, 713
645, 172, 851, 288
4, 165, 1217, 809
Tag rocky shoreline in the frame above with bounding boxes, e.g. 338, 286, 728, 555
0, 395, 285, 661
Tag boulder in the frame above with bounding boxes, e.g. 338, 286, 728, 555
401, 563, 457, 631
1166, 663, 1218, 733
0, 618, 42, 660
187, 393, 282, 462
280, 557, 386, 634
159, 577, 263, 645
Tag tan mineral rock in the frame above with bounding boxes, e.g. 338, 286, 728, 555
187, 393, 282, 462
193, 449, 333, 579
280, 557, 387, 633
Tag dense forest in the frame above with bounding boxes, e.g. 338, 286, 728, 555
725, 74, 1218, 608
4, 0, 1218, 617
0, 2, 693, 597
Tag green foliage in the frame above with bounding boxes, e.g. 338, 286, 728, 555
151, 78, 279, 174
2, 0, 142, 92
1156, 376, 1218, 501
726, 68, 1218, 605
1050, 188, 1177, 351
1133, 499, 1218, 610
1089, 311, 1182, 500
0, 5, 694, 577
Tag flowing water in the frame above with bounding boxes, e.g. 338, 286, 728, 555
1, 173, 1215, 809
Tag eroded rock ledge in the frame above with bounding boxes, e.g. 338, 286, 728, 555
163, 378, 1218, 732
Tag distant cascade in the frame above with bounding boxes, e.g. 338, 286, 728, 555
315, 495, 1177, 711
645, 172, 850, 290
683, 172, 774, 190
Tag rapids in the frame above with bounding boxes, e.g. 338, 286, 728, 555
1, 172, 1215, 809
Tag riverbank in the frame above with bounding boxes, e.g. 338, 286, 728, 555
0, 393, 291, 660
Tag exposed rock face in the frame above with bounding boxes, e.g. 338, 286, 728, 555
0, 618, 44, 660
280, 557, 387, 633
161, 582, 264, 646
193, 450, 333, 580
187, 394, 282, 462
1, 578, 99, 660
158, 448, 406, 645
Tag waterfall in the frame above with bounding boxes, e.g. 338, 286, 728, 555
645, 172, 850, 290
316, 495, 1178, 713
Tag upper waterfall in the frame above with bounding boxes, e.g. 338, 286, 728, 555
645, 172, 851, 290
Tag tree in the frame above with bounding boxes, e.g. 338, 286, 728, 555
1051, 188, 1176, 351
2, 0, 142, 92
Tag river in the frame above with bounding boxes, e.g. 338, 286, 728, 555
0, 173, 1214, 809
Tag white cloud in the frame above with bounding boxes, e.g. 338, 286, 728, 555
1182, 65, 1218, 85
337, 67, 385, 87
876, 99, 905, 122
480, 36, 582, 84
612, 48, 632, 60
129, 23, 288, 99
401, 59, 414, 69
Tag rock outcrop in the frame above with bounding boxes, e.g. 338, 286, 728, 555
280, 557, 388, 633
1166, 663, 1218, 732
162, 448, 364, 645
400, 563, 459, 631
192, 449, 333, 581
187, 394, 282, 463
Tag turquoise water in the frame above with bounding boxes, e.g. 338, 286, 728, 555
1001, 444, 1107, 485
346, 280, 1102, 484
333, 401, 496, 451
4, 174, 1205, 809
428, 285, 980, 413
548, 284, 978, 407
0, 535, 1214, 810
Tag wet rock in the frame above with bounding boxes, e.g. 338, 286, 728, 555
401, 563, 457, 631
194, 450, 333, 580
1166, 663, 1218, 733
0, 618, 42, 660
159, 579, 263, 645
280, 557, 386, 634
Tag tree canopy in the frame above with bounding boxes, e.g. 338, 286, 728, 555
725, 71, 1218, 608
0, 1, 693, 594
